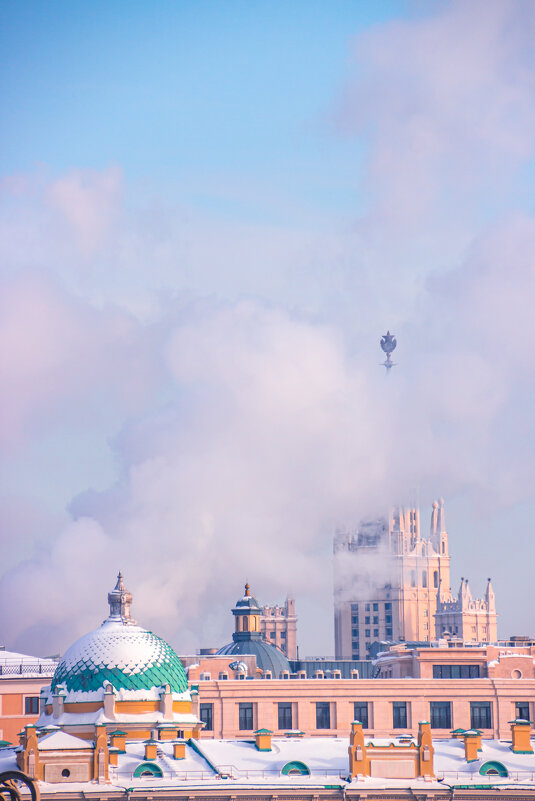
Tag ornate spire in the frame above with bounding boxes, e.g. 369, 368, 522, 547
244, 583, 250, 597
106, 571, 137, 625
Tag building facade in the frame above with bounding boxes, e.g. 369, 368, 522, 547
261, 597, 297, 659
0, 649, 57, 744
435, 576, 497, 641
334, 499, 497, 659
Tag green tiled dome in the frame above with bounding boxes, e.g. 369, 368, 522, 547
51, 621, 188, 694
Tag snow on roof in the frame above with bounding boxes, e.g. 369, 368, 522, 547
38, 731, 93, 750
0, 650, 57, 664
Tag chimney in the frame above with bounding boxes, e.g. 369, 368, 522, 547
144, 739, 158, 760
348, 720, 369, 778
173, 740, 186, 759
463, 730, 482, 762
109, 730, 127, 752
510, 719, 534, 754
417, 721, 434, 778
254, 729, 273, 751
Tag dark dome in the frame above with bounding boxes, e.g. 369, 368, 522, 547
217, 637, 290, 677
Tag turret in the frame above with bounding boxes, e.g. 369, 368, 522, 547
106, 572, 137, 625
485, 578, 496, 613
233, 583, 261, 633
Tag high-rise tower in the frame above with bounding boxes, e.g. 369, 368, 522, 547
334, 500, 452, 659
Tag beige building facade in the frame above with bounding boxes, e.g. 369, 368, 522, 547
260, 597, 297, 659
334, 499, 497, 659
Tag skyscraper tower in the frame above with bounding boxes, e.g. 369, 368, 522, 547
333, 500, 452, 659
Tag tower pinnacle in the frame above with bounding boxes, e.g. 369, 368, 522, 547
106, 571, 137, 625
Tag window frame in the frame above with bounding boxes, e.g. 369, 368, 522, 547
393, 701, 407, 729
316, 701, 331, 730
238, 702, 254, 731
430, 701, 451, 729
353, 701, 369, 728
200, 702, 213, 731
470, 701, 492, 730
278, 702, 293, 730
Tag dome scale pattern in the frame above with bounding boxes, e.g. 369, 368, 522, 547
51, 622, 188, 694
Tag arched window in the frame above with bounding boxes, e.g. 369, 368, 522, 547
433, 571, 439, 588
281, 761, 310, 776
479, 761, 508, 777
411, 571, 416, 588
422, 572, 427, 588
243, 616, 249, 632
133, 762, 164, 778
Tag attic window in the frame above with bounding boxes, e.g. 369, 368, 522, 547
133, 762, 164, 778
479, 761, 508, 777
281, 761, 310, 776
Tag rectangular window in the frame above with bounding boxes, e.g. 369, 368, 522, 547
352, 651, 359, 659
385, 602, 392, 611
373, 628, 379, 637
24, 697, 39, 715
280, 631, 286, 638
351, 615, 358, 624
200, 703, 213, 731
352, 628, 358, 637
433, 664, 480, 678
351, 603, 359, 613
316, 702, 331, 729
365, 603, 370, 611
393, 701, 407, 729
430, 701, 451, 729
353, 702, 369, 728
373, 616, 379, 624
373, 603, 379, 611
515, 702, 530, 721
365, 629, 370, 637
365, 616, 370, 624
470, 702, 492, 729
239, 703, 254, 730
278, 702, 293, 730
269, 631, 276, 639
386, 615, 392, 624
386, 627, 393, 637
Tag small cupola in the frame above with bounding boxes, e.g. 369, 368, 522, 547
233, 583, 261, 634
106, 572, 137, 625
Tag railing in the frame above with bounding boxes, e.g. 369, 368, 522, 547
436, 771, 535, 783
0, 663, 57, 677
109, 765, 347, 782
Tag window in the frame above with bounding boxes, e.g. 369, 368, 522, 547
515, 702, 530, 721
430, 701, 451, 729
393, 702, 407, 728
365, 616, 370, 624
200, 703, 213, 731
423, 609, 428, 617
269, 631, 276, 639
373, 616, 379, 624
24, 697, 39, 715
239, 703, 253, 730
422, 571, 427, 588
373, 628, 379, 637
352, 651, 359, 659
351, 615, 358, 624
373, 603, 378, 611
433, 571, 439, 588
278, 702, 293, 730
470, 702, 492, 729
281, 631, 286, 638
385, 602, 392, 611
316, 702, 331, 729
411, 571, 416, 587
351, 603, 359, 613
352, 628, 358, 637
365, 629, 370, 637
386, 615, 392, 624
365, 603, 370, 611
354, 702, 368, 728
433, 664, 480, 678
386, 627, 392, 637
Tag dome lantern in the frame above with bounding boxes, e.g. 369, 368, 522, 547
106, 571, 137, 625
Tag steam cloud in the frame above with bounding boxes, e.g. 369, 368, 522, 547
1, 0, 535, 655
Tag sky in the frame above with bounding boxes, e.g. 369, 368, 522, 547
1, 0, 535, 657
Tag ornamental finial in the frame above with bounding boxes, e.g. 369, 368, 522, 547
106, 571, 137, 626
244, 583, 250, 597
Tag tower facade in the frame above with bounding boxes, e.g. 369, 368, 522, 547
334, 500, 452, 659
435, 577, 497, 642
260, 597, 297, 659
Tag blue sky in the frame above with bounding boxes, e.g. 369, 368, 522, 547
1, 0, 535, 655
